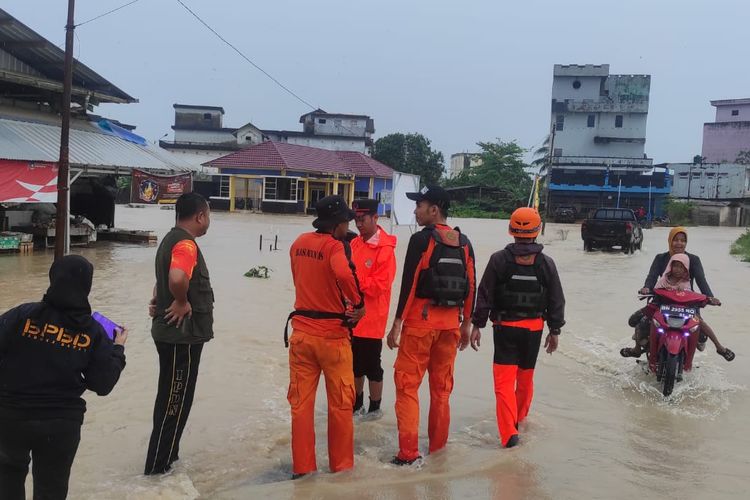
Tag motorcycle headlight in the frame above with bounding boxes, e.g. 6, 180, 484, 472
666, 315, 687, 329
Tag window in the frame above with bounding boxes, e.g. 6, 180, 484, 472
219, 176, 230, 198
245, 136, 253, 142
318, 118, 327, 124
297, 180, 305, 202
553, 148, 563, 157
203, 113, 212, 120
350, 120, 358, 127
334, 119, 342, 127
555, 115, 564, 131
264, 177, 298, 202
587, 114, 596, 127
732, 109, 739, 116
572, 80, 581, 89
615, 115, 624, 128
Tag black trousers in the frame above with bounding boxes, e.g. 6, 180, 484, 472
493, 325, 543, 369
351, 337, 384, 382
144, 341, 204, 475
0, 418, 81, 500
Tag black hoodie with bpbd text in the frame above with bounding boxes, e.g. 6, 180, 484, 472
0, 255, 125, 422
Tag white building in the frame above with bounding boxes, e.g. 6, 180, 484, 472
449, 152, 481, 178
701, 98, 750, 163
546, 64, 664, 214
161, 106, 375, 169
263, 109, 374, 154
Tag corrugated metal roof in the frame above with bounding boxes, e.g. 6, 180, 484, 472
0, 8, 135, 103
0, 117, 194, 172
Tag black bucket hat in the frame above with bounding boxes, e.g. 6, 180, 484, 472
312, 195, 356, 229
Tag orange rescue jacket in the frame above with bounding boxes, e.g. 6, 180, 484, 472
290, 231, 363, 339
396, 224, 477, 331
350, 226, 397, 339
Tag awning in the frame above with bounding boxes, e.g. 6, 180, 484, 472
0, 160, 57, 203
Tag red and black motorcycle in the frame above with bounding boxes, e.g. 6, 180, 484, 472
641, 289, 711, 396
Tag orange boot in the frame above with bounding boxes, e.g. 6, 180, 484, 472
493, 363, 519, 447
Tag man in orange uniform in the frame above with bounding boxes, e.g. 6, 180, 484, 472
287, 195, 365, 478
470, 207, 565, 448
350, 199, 397, 420
386, 186, 476, 465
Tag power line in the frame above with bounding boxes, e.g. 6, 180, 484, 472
76, 0, 142, 28
175, 0, 317, 110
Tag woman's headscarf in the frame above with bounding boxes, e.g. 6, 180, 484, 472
655, 253, 691, 291
668, 226, 688, 255
42, 255, 95, 330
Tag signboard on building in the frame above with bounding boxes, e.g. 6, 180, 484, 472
0, 160, 58, 203
131, 169, 192, 204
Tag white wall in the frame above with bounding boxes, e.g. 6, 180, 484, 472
282, 135, 367, 153
311, 116, 368, 137
552, 76, 602, 101
715, 103, 750, 122
554, 112, 647, 158
174, 129, 236, 144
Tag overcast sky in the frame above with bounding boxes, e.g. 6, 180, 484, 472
4, 0, 750, 165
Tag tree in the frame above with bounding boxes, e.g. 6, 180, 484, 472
693, 154, 705, 165
530, 134, 551, 169
448, 140, 533, 212
372, 133, 445, 186
735, 150, 750, 165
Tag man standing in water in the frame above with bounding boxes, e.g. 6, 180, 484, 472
386, 186, 476, 465
146, 192, 214, 474
350, 199, 397, 420
470, 207, 565, 448
287, 195, 364, 478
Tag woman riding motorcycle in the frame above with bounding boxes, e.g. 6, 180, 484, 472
620, 227, 734, 361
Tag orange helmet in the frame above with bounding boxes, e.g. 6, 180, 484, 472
509, 207, 542, 238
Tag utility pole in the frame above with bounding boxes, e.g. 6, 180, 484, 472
541, 120, 556, 235
54, 0, 75, 260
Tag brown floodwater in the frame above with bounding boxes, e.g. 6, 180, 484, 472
0, 206, 748, 499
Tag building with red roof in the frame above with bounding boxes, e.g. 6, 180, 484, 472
204, 141, 393, 214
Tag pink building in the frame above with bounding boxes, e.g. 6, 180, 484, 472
702, 98, 750, 163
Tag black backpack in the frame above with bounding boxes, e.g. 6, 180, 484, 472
415, 227, 469, 307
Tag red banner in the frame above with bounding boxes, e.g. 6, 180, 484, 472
131, 169, 192, 204
0, 160, 58, 203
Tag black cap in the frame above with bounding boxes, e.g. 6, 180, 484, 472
352, 198, 379, 215
312, 195, 355, 229
406, 185, 450, 209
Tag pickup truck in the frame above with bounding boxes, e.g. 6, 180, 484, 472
581, 208, 643, 254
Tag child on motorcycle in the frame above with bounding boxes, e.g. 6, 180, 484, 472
621, 254, 734, 361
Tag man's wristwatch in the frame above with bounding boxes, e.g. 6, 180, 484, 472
549, 328, 561, 336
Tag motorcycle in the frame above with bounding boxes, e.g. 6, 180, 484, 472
638, 289, 712, 396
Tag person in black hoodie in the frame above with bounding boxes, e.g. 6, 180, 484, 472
0, 255, 127, 500
470, 208, 565, 449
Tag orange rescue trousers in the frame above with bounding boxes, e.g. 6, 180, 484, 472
393, 327, 459, 462
492, 320, 544, 447
287, 331, 355, 474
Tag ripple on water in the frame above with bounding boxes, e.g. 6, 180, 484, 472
565, 334, 744, 419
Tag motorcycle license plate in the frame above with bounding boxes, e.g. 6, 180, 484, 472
660, 305, 697, 316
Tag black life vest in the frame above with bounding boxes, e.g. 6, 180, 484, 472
415, 227, 469, 307
494, 250, 547, 320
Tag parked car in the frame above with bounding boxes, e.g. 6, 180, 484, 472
581, 208, 643, 254
553, 206, 577, 223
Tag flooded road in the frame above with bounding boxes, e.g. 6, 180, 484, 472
0, 206, 748, 499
